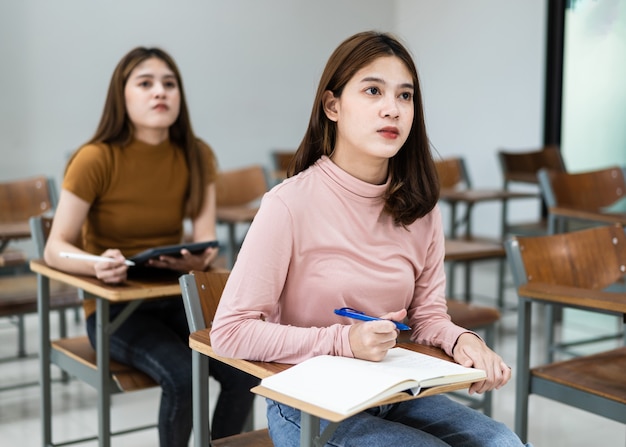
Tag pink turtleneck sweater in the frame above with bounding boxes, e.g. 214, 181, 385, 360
211, 156, 469, 364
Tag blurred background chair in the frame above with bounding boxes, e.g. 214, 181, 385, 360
270, 149, 296, 184
506, 224, 626, 442
0, 176, 81, 387
435, 157, 509, 307
536, 165, 626, 361
538, 165, 626, 235
497, 145, 565, 237
215, 165, 269, 267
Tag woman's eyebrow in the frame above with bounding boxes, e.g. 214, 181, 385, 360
360, 76, 414, 90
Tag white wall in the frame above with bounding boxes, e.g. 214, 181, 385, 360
396, 0, 547, 235
1, 0, 547, 240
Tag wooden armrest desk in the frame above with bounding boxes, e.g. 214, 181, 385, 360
0, 221, 31, 252
439, 188, 536, 238
189, 332, 475, 447
30, 259, 182, 447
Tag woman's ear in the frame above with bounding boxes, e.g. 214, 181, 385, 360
322, 90, 338, 122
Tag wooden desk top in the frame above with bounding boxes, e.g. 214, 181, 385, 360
444, 239, 504, 261
517, 282, 626, 314
30, 259, 182, 302
189, 331, 475, 422
439, 188, 536, 204
549, 206, 626, 225
0, 221, 31, 241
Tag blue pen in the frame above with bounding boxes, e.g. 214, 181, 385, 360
334, 307, 411, 331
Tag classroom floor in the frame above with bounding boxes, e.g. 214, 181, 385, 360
0, 261, 624, 447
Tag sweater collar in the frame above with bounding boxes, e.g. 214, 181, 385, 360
316, 155, 389, 200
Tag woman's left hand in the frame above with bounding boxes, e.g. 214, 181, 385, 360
147, 246, 219, 272
452, 333, 511, 395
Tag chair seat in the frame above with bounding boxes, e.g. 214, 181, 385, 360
212, 428, 273, 447
446, 300, 500, 329
0, 274, 80, 317
533, 346, 626, 404
52, 336, 156, 392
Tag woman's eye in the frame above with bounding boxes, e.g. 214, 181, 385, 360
400, 92, 413, 101
139, 81, 152, 88
365, 87, 380, 95
164, 81, 178, 89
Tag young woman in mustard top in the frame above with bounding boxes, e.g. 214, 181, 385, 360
44, 47, 258, 446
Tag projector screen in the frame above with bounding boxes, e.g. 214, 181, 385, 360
560, 0, 626, 171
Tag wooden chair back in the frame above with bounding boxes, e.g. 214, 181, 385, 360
180, 269, 230, 333
498, 145, 565, 185
434, 157, 471, 190
509, 223, 626, 291
179, 270, 273, 446
272, 150, 295, 172
0, 176, 57, 224
29, 215, 53, 257
538, 165, 626, 212
215, 165, 268, 208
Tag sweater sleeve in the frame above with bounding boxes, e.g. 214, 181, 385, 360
210, 192, 352, 363
407, 207, 478, 356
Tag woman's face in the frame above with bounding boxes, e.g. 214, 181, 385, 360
124, 57, 181, 143
323, 55, 414, 179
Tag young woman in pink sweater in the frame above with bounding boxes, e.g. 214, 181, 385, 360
212, 31, 529, 447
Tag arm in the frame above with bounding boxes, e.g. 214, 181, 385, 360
44, 189, 129, 283
147, 182, 219, 272
408, 207, 474, 355
210, 193, 352, 364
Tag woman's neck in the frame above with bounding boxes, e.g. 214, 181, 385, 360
133, 127, 169, 146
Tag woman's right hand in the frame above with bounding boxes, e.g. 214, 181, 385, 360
94, 249, 129, 284
348, 309, 406, 361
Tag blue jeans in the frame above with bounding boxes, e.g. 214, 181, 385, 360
267, 394, 532, 447
86, 297, 259, 446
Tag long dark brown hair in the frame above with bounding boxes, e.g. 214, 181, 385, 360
290, 31, 439, 226
81, 47, 208, 218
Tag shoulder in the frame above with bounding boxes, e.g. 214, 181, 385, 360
194, 138, 218, 181
66, 143, 115, 175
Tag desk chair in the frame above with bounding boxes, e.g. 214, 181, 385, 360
179, 270, 273, 447
537, 165, 626, 234
497, 145, 565, 237
435, 157, 507, 306
505, 224, 626, 443
270, 149, 296, 184
537, 165, 626, 361
29, 215, 158, 446
0, 176, 81, 378
215, 165, 269, 267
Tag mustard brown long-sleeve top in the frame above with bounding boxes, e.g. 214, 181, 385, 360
211, 156, 470, 364
62, 138, 217, 317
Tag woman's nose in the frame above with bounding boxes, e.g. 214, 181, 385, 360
153, 83, 166, 97
381, 96, 399, 118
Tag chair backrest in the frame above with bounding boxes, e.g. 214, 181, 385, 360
215, 165, 268, 208
271, 150, 296, 172
498, 145, 565, 186
506, 224, 626, 291
538, 165, 626, 212
434, 157, 472, 190
0, 176, 57, 224
179, 270, 230, 333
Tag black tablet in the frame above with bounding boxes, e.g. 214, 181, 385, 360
129, 240, 219, 265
